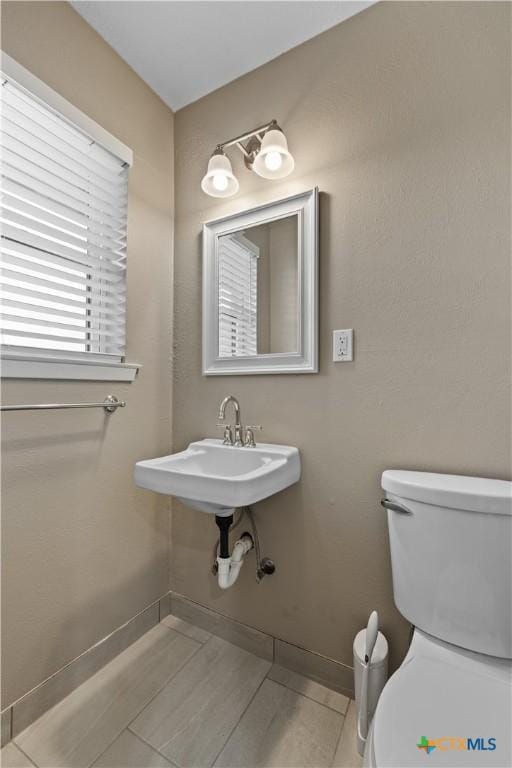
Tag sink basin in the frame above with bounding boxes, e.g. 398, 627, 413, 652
134, 438, 300, 516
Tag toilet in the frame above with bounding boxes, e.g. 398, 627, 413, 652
365, 470, 512, 768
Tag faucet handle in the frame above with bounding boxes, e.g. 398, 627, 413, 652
216, 423, 233, 445
244, 425, 262, 448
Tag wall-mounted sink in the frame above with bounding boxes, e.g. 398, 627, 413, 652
134, 438, 300, 516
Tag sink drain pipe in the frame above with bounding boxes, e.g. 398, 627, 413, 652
213, 508, 275, 589
215, 514, 254, 589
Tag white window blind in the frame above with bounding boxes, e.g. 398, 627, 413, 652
0, 77, 129, 362
218, 235, 258, 357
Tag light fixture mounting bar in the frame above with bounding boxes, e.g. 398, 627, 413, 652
217, 120, 277, 152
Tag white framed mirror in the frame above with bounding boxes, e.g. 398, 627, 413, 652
202, 188, 318, 375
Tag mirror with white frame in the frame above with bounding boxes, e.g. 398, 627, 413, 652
202, 188, 318, 375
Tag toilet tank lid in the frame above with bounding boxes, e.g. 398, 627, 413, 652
381, 470, 512, 515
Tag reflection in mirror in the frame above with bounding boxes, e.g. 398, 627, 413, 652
217, 214, 298, 358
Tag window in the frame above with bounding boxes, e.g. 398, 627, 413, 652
218, 234, 258, 357
0, 55, 136, 380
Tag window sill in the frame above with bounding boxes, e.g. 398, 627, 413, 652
1, 355, 140, 382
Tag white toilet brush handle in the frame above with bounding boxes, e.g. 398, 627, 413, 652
365, 611, 379, 663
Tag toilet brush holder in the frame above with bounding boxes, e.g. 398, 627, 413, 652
353, 620, 389, 756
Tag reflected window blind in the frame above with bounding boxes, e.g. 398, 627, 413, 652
218, 235, 257, 357
0, 79, 129, 360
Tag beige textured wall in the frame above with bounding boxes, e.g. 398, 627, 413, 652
173, 1, 511, 672
249, 219, 298, 353
268, 217, 298, 353
1, 2, 174, 706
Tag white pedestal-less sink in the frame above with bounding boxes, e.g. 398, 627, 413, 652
134, 438, 300, 516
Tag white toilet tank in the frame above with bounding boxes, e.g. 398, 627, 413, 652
381, 470, 512, 659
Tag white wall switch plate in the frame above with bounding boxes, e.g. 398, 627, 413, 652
333, 329, 353, 362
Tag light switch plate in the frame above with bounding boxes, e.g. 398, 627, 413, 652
333, 329, 353, 362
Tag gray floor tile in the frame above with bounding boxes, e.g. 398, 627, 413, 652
268, 664, 349, 714
274, 639, 353, 696
215, 678, 343, 768
332, 701, 362, 768
131, 635, 271, 768
162, 615, 212, 644
15, 625, 200, 768
171, 594, 273, 661
93, 730, 173, 767
0, 743, 35, 767
13, 602, 160, 737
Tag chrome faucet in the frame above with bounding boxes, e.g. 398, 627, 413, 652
217, 395, 262, 447
218, 395, 244, 446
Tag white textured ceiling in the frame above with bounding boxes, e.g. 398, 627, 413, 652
71, 1, 375, 111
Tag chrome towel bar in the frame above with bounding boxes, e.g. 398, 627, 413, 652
0, 395, 126, 414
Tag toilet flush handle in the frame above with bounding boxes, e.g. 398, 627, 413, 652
380, 498, 413, 514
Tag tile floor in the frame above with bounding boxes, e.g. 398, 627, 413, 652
2, 615, 362, 768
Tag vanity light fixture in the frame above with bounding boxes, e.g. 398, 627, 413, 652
201, 120, 294, 197
252, 127, 295, 179
201, 149, 239, 198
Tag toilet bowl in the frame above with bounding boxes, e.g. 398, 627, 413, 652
366, 470, 512, 768
365, 630, 511, 767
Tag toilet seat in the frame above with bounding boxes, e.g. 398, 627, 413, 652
370, 631, 512, 768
